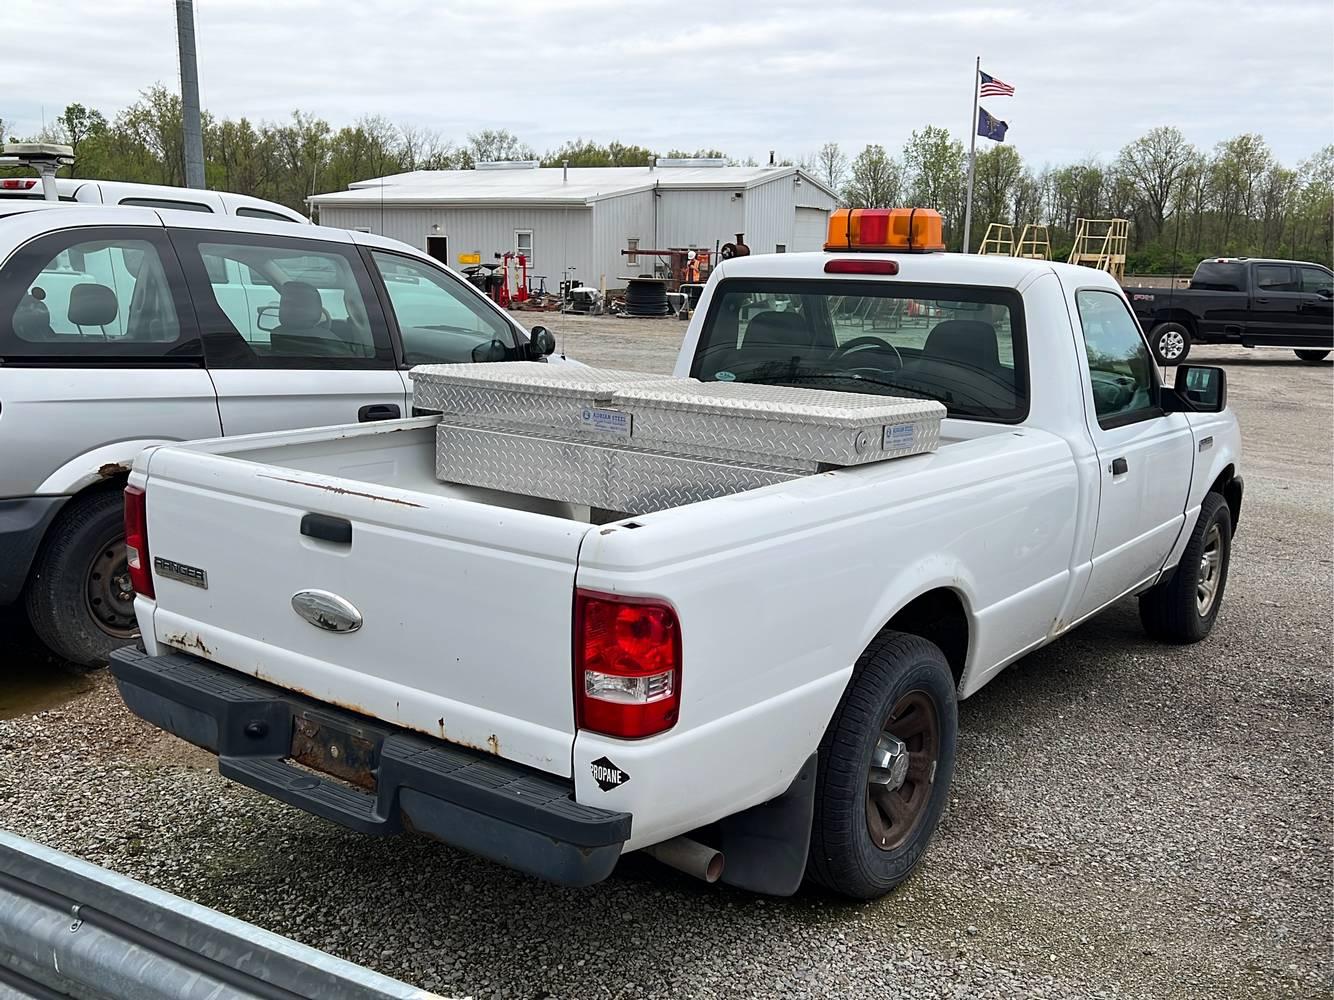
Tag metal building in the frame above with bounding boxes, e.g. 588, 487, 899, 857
308, 161, 839, 290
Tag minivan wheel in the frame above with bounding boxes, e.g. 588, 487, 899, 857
1295, 349, 1330, 363
25, 489, 137, 667
1149, 322, 1191, 365
806, 631, 957, 899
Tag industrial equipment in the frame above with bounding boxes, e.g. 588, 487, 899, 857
1068, 218, 1130, 281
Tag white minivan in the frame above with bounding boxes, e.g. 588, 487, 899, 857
0, 204, 558, 665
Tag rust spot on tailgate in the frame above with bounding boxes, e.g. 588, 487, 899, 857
256, 475, 425, 508
487, 733, 500, 755
98, 462, 130, 479
163, 632, 212, 658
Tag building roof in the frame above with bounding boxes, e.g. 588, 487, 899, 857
309, 165, 837, 208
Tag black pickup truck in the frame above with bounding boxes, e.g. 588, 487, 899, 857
1124, 258, 1333, 364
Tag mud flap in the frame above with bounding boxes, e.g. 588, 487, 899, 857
716, 753, 817, 896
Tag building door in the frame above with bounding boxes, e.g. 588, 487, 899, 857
425, 235, 449, 267
793, 208, 827, 252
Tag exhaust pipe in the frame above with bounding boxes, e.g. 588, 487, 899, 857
643, 837, 724, 883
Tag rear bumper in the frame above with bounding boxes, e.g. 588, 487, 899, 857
0, 496, 67, 605
109, 646, 630, 887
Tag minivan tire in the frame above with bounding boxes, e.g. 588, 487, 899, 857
806, 630, 957, 899
25, 489, 138, 667
1149, 322, 1192, 365
1295, 350, 1330, 363
1138, 491, 1232, 644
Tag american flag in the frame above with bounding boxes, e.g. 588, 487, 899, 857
979, 70, 1015, 97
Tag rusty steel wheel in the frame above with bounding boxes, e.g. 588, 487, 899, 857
866, 690, 940, 852
807, 630, 957, 899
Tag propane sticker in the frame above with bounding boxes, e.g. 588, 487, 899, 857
590, 756, 630, 791
883, 423, 915, 450
580, 407, 632, 436
714, 371, 737, 382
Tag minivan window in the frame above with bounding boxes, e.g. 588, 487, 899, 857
235, 207, 301, 223
177, 232, 393, 368
691, 278, 1028, 422
118, 197, 214, 213
371, 251, 517, 364
0, 228, 198, 359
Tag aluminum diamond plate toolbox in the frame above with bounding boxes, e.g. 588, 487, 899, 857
435, 421, 799, 515
611, 380, 945, 465
409, 362, 677, 433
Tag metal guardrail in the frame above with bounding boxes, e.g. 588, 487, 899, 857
0, 831, 450, 1000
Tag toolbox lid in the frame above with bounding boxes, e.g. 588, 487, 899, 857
409, 362, 678, 399
612, 379, 945, 427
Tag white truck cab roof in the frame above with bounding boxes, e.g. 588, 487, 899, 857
0, 177, 308, 224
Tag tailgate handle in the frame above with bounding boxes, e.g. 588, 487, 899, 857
301, 513, 352, 544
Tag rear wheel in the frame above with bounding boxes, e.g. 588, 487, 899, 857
1139, 491, 1232, 643
1149, 322, 1191, 365
807, 631, 957, 899
25, 489, 137, 667
1295, 349, 1330, 363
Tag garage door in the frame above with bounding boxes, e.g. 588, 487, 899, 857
793, 208, 828, 252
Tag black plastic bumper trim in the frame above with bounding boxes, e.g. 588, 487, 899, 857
109, 646, 630, 887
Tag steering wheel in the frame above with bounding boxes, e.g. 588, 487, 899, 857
836, 335, 904, 370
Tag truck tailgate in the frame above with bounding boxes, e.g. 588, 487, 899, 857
140, 447, 589, 778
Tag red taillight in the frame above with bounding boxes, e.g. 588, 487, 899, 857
825, 259, 899, 275
0, 179, 38, 190
575, 591, 681, 739
123, 485, 154, 599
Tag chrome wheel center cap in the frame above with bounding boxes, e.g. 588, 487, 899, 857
869, 733, 910, 790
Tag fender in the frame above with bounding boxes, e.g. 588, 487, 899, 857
1159, 414, 1241, 576
36, 439, 184, 496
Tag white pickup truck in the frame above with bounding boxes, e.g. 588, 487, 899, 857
109, 211, 1243, 899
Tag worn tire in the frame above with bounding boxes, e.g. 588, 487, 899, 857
807, 631, 957, 899
24, 489, 137, 667
1295, 349, 1330, 364
1148, 322, 1191, 365
1139, 492, 1232, 644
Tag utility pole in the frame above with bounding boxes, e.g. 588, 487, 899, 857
176, 0, 205, 189
961, 55, 979, 253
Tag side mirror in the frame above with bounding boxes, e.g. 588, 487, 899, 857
528, 326, 557, 358
1317, 287, 1332, 299
1168, 365, 1227, 413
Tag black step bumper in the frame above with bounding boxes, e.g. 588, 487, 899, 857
109, 646, 630, 887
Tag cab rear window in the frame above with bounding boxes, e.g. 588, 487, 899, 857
690, 278, 1028, 422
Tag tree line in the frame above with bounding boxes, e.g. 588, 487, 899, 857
4, 86, 1330, 273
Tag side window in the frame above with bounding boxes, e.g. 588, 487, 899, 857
1254, 264, 1296, 292
118, 197, 214, 213
1299, 266, 1332, 294
1075, 289, 1158, 428
235, 207, 301, 224
1, 230, 195, 358
371, 251, 517, 365
181, 233, 393, 368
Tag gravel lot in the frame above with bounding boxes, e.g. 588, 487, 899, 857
1, 326, 1330, 1000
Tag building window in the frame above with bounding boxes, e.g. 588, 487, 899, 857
515, 230, 534, 265
626, 237, 639, 266
776, 244, 787, 253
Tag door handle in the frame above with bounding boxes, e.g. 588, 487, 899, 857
1253, 297, 1270, 304
1111, 457, 1129, 475
358, 403, 401, 422
300, 513, 352, 544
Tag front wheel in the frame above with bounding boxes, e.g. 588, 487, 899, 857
1149, 322, 1191, 365
1295, 349, 1330, 363
1139, 491, 1232, 643
25, 489, 138, 666
807, 631, 957, 899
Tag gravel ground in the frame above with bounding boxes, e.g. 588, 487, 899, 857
1, 330, 1330, 1000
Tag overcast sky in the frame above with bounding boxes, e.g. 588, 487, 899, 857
5, 0, 1332, 172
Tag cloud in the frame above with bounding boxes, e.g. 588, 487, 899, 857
4, 0, 1331, 168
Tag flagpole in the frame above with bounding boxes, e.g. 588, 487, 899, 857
962, 55, 980, 253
